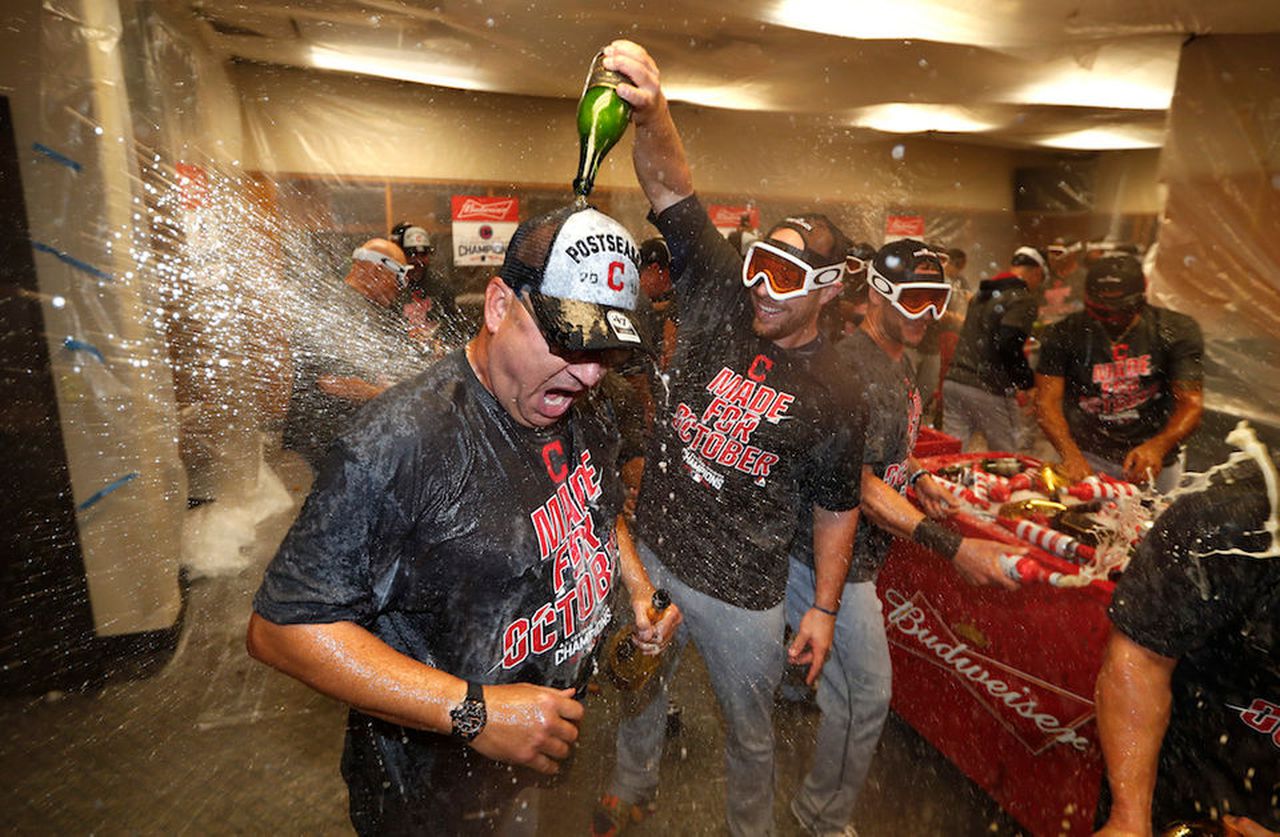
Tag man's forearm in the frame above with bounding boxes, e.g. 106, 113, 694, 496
1034, 373, 1086, 462
631, 100, 693, 214
861, 469, 924, 541
246, 613, 461, 734
811, 505, 858, 610
614, 514, 656, 602
1146, 382, 1204, 455
1095, 627, 1177, 833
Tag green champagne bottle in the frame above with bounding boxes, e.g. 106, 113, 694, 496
572, 50, 632, 203
601, 589, 671, 691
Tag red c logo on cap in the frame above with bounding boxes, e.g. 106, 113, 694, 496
607, 261, 626, 291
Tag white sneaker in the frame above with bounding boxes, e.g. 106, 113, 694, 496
789, 798, 859, 837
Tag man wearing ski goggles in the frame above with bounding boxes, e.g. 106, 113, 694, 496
864, 253, 952, 320
741, 239, 849, 301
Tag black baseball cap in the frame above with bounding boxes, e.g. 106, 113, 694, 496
872, 239, 946, 284
639, 237, 669, 270
765, 213, 853, 268
501, 205, 653, 355
1086, 254, 1145, 304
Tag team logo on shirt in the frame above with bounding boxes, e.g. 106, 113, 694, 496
669, 365, 796, 490
1229, 697, 1280, 749
883, 378, 923, 489
1083, 345, 1158, 420
500, 450, 616, 671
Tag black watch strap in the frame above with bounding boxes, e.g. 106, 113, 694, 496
449, 680, 487, 742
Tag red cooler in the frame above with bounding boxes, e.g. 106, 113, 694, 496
879, 452, 1115, 836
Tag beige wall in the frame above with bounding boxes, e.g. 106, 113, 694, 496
235, 61, 1018, 212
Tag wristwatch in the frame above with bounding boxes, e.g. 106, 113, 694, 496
449, 681, 487, 742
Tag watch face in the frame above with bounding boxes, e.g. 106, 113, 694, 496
450, 700, 486, 741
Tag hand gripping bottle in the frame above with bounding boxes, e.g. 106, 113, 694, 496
602, 589, 671, 691
573, 50, 633, 202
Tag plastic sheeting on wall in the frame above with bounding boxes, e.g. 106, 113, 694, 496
1150, 34, 1280, 423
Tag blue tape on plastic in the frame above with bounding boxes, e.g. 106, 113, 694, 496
62, 336, 105, 364
77, 472, 140, 512
32, 142, 82, 173
32, 241, 113, 282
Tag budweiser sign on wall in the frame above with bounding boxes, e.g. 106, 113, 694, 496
451, 195, 519, 266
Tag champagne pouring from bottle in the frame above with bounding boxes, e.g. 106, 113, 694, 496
572, 49, 634, 207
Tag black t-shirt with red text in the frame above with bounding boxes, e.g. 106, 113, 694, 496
634, 196, 864, 611
254, 350, 623, 826
1037, 305, 1202, 465
792, 329, 923, 583
1107, 462, 1279, 831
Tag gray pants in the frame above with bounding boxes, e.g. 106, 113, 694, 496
942, 379, 1027, 453
785, 560, 892, 834
608, 540, 785, 836
1082, 449, 1185, 494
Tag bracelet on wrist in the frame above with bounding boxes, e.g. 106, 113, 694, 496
912, 517, 963, 560
907, 468, 929, 488
812, 604, 839, 617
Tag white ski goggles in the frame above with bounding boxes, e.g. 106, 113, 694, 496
741, 240, 846, 301
867, 264, 952, 320
352, 247, 412, 287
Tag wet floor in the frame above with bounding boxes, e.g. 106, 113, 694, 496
0, 448, 1026, 836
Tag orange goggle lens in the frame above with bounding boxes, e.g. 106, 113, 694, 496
743, 246, 809, 295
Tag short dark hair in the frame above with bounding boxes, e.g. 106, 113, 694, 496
945, 247, 966, 265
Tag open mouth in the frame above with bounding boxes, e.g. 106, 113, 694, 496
540, 387, 580, 418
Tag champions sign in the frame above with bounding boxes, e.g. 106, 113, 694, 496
451, 195, 519, 266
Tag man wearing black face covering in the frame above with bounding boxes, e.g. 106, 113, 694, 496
1034, 254, 1204, 491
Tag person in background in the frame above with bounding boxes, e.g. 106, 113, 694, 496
1035, 254, 1203, 492
912, 244, 968, 418
281, 237, 428, 470
250, 204, 680, 835
819, 241, 875, 342
1093, 457, 1278, 837
591, 40, 866, 837
390, 221, 465, 347
786, 239, 1020, 837
941, 246, 1046, 452
1040, 237, 1086, 324
727, 213, 759, 256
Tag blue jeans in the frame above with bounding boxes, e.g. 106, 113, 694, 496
608, 540, 786, 836
785, 559, 892, 834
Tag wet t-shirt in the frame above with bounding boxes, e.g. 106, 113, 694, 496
1108, 463, 1279, 831
634, 195, 864, 611
1037, 306, 1202, 465
793, 329, 923, 583
947, 274, 1038, 396
255, 350, 623, 819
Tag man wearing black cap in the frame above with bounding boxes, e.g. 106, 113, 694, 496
592, 41, 865, 837
786, 239, 1021, 836
942, 245, 1047, 452
248, 204, 681, 835
1035, 253, 1203, 491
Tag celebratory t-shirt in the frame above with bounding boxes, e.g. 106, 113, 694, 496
1108, 462, 1279, 831
255, 350, 623, 812
633, 196, 865, 610
1037, 305, 1202, 465
793, 329, 923, 583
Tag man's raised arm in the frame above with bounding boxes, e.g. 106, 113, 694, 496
604, 40, 694, 214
